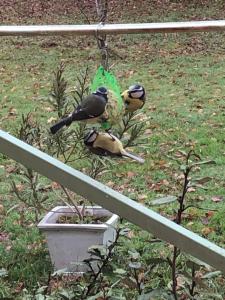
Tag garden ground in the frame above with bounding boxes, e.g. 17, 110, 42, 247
0, 1, 225, 299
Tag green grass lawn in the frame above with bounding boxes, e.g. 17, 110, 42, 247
0, 1, 225, 299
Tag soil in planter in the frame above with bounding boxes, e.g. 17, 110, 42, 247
57, 214, 110, 224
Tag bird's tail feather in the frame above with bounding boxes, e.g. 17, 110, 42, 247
50, 116, 72, 134
122, 151, 145, 164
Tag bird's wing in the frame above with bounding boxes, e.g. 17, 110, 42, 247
92, 133, 122, 154
71, 107, 94, 121
82, 95, 106, 117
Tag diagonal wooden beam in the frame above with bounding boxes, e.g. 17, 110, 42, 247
0, 129, 225, 273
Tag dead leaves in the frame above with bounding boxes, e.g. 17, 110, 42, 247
4, 165, 18, 174
0, 204, 5, 214
106, 181, 114, 188
44, 106, 54, 112
194, 177, 212, 185
0, 232, 9, 242
14, 282, 25, 294
127, 171, 136, 178
137, 194, 148, 203
211, 196, 224, 203
150, 196, 177, 206
117, 69, 135, 79
47, 116, 57, 124
51, 181, 61, 190
15, 184, 25, 192
201, 227, 214, 236
148, 179, 170, 192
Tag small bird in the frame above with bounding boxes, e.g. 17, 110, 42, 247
50, 87, 108, 134
84, 129, 145, 164
121, 84, 146, 113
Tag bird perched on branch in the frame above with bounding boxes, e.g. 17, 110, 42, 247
84, 129, 145, 164
50, 87, 108, 134
121, 84, 146, 113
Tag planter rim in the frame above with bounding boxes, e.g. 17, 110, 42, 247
38, 206, 119, 231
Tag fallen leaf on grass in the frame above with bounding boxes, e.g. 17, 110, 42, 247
121, 277, 137, 289
212, 196, 223, 203
106, 180, 114, 187
194, 176, 212, 184
0, 232, 9, 242
47, 117, 57, 124
44, 106, 54, 112
187, 187, 196, 193
115, 173, 124, 178
0, 205, 4, 214
15, 184, 25, 192
10, 87, 16, 93
5, 165, 17, 174
150, 195, 177, 206
144, 128, 152, 135
127, 230, 135, 239
187, 221, 194, 227
201, 227, 214, 235
51, 182, 61, 189
162, 179, 170, 185
176, 275, 186, 290
197, 195, 205, 201
8, 107, 17, 115
137, 194, 148, 202
127, 171, 136, 178
205, 211, 214, 218
201, 211, 215, 225
138, 271, 145, 282
174, 173, 185, 180
201, 217, 209, 225
14, 282, 24, 294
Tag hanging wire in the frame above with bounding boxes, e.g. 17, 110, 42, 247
95, 0, 109, 71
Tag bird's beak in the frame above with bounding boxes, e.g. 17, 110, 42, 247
121, 90, 128, 99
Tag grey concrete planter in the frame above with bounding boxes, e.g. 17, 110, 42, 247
38, 206, 119, 272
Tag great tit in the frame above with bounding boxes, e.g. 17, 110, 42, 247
121, 84, 146, 113
84, 129, 145, 164
50, 87, 108, 134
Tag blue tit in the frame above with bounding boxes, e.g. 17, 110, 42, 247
50, 87, 108, 134
121, 84, 146, 113
84, 129, 145, 164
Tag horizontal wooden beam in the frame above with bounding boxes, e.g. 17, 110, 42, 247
1, 20, 225, 36
0, 129, 225, 273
